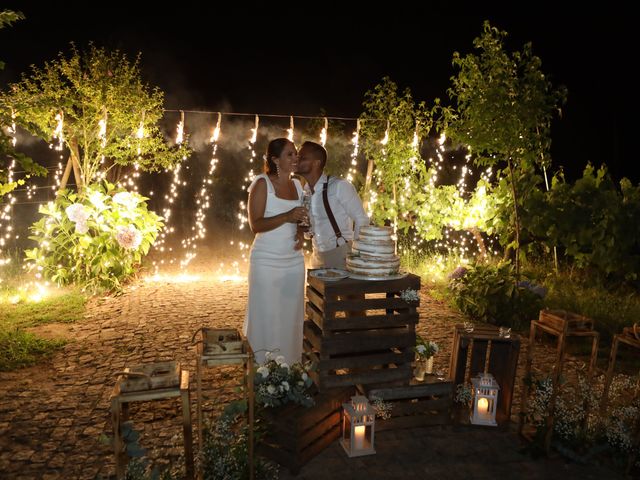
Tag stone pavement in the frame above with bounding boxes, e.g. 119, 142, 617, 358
0, 259, 624, 479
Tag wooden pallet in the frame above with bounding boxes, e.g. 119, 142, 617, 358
449, 324, 520, 426
304, 273, 420, 391
258, 386, 354, 474
359, 377, 453, 431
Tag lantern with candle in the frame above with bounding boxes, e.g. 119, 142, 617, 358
341, 395, 376, 457
470, 372, 499, 426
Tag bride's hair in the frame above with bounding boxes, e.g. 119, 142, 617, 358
264, 138, 293, 174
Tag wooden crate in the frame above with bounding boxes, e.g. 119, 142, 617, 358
304, 273, 420, 391
360, 377, 453, 431
258, 386, 354, 474
539, 309, 594, 333
201, 327, 244, 355
118, 361, 180, 393
449, 325, 520, 426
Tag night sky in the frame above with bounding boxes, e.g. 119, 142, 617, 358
1, 4, 636, 182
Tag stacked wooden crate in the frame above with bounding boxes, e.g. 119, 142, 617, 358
304, 273, 421, 391
258, 386, 354, 474
449, 324, 521, 426
359, 376, 453, 431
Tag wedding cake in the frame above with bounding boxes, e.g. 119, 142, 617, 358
346, 226, 400, 277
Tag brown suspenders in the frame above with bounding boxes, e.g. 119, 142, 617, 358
322, 176, 345, 247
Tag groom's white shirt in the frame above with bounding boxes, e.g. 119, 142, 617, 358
305, 174, 370, 253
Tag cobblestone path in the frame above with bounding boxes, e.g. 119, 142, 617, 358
0, 266, 621, 479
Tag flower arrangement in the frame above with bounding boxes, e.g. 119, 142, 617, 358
400, 288, 420, 304
525, 371, 640, 466
415, 335, 438, 360
454, 383, 472, 406
371, 398, 393, 420
25, 181, 162, 292
254, 352, 315, 408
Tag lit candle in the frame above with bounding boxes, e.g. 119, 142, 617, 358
477, 397, 489, 415
354, 425, 366, 450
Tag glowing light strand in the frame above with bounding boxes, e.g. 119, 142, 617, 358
180, 112, 221, 268
346, 119, 360, 183
319, 117, 328, 146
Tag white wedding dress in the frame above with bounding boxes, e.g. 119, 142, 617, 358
243, 174, 305, 365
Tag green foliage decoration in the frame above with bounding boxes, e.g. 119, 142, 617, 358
1, 43, 188, 186
1, 9, 47, 198
438, 20, 566, 272
448, 261, 544, 329
25, 181, 162, 292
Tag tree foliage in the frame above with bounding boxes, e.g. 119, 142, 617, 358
1, 9, 47, 197
359, 77, 433, 233
439, 21, 566, 272
1, 43, 188, 187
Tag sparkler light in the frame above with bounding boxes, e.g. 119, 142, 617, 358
347, 119, 360, 183
286, 115, 294, 142
319, 117, 328, 146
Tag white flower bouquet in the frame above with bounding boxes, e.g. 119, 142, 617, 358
254, 352, 315, 408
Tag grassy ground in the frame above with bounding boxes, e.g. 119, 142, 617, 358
0, 256, 87, 371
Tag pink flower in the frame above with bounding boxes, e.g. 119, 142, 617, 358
115, 225, 142, 250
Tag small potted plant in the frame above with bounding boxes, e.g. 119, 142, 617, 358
414, 335, 439, 381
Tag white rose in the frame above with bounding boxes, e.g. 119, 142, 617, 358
416, 345, 427, 354
265, 351, 274, 361
280, 362, 289, 370
275, 355, 285, 365
302, 372, 308, 381
281, 381, 290, 391
267, 385, 276, 394
257, 366, 269, 378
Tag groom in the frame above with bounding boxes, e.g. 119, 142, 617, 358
295, 141, 369, 269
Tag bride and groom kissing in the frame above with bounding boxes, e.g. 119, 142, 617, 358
242, 138, 369, 365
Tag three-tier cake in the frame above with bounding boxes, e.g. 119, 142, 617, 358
346, 226, 400, 277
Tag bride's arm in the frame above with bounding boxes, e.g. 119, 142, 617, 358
248, 178, 307, 234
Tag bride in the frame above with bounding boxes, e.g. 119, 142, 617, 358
243, 138, 307, 364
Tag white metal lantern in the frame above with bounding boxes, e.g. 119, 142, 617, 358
341, 395, 376, 457
470, 372, 500, 426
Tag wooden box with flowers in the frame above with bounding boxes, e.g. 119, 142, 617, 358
258, 385, 355, 474
304, 273, 420, 391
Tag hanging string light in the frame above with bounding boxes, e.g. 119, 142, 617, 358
347, 119, 360, 183
180, 112, 221, 269
176, 110, 185, 145
319, 117, 328, 146
51, 111, 64, 151
233, 115, 259, 264
152, 111, 187, 273
286, 115, 294, 142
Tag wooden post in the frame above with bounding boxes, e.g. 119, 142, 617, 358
362, 158, 374, 212
196, 358, 203, 455
58, 156, 74, 193
71, 155, 83, 190
248, 347, 255, 480
180, 370, 195, 480
519, 320, 537, 435
543, 327, 567, 453
111, 396, 125, 479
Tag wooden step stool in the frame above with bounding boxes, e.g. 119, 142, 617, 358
601, 325, 640, 475
110, 361, 194, 479
193, 328, 255, 479
519, 309, 599, 453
